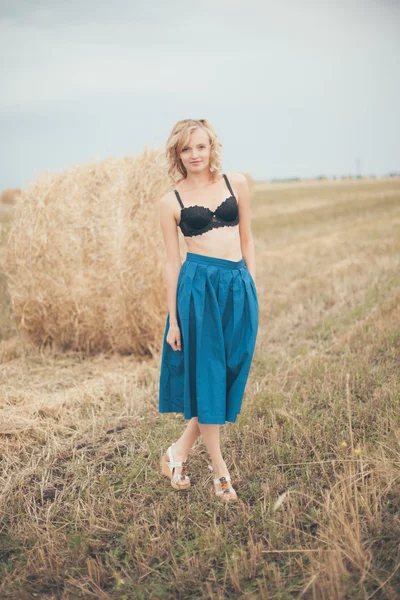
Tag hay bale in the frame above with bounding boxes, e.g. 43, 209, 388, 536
4, 148, 172, 356
0, 188, 21, 205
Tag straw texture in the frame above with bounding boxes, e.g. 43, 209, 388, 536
0, 188, 21, 205
4, 149, 172, 356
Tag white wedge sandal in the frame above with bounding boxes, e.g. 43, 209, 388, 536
208, 464, 238, 502
160, 443, 191, 490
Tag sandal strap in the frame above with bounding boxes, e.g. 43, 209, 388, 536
167, 445, 175, 463
165, 446, 189, 481
213, 475, 235, 495
172, 474, 190, 484
168, 460, 185, 468
209, 466, 236, 496
213, 475, 231, 484
216, 488, 236, 495
169, 461, 189, 476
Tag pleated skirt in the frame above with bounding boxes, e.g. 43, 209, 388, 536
158, 252, 259, 424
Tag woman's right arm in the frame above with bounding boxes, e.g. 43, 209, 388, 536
159, 192, 182, 330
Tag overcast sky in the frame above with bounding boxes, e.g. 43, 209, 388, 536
1, 0, 399, 190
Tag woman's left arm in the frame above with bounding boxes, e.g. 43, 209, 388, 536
235, 173, 257, 284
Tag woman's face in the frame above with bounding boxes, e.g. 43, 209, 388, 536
179, 127, 211, 174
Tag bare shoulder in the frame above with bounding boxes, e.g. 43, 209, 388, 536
159, 189, 180, 226
224, 172, 248, 201
225, 171, 247, 187
159, 189, 177, 207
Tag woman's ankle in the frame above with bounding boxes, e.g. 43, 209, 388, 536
171, 441, 189, 461
212, 459, 229, 478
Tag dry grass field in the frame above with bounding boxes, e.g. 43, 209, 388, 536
0, 177, 399, 599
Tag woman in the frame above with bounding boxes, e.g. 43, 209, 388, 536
158, 118, 258, 503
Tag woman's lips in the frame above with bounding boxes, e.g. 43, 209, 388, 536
191, 161, 201, 164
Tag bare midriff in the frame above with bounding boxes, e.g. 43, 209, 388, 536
181, 225, 242, 261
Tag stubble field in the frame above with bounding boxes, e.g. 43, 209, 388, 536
0, 177, 399, 599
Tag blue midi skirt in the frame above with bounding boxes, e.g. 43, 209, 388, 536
158, 252, 259, 425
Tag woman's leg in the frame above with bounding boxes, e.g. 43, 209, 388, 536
197, 423, 237, 501
172, 416, 201, 459
163, 417, 201, 486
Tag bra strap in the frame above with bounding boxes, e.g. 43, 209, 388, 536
223, 173, 235, 198
174, 189, 184, 209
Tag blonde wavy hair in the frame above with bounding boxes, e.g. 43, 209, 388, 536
164, 119, 223, 186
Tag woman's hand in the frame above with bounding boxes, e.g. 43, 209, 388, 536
167, 323, 182, 351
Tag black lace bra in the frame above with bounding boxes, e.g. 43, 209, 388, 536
174, 173, 239, 237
